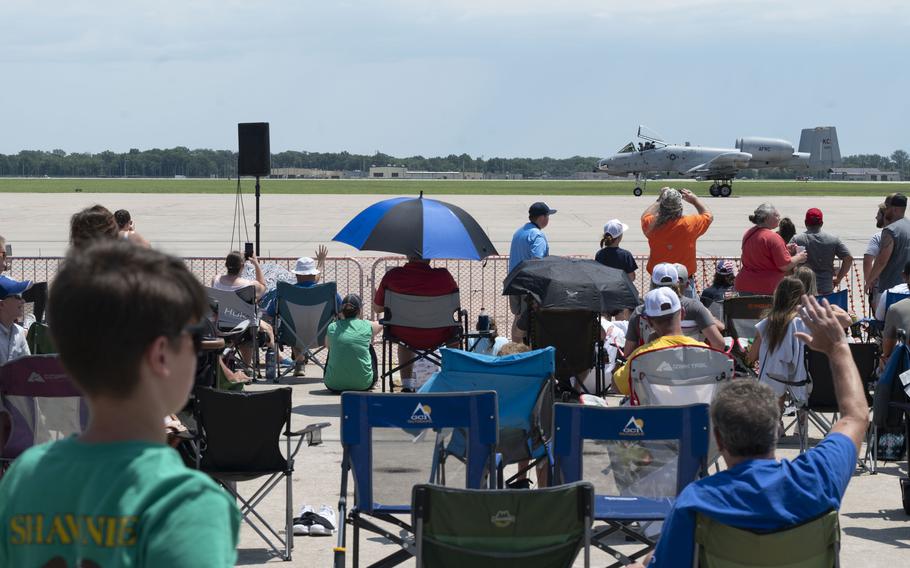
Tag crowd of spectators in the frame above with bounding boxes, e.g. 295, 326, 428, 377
0, 191, 903, 566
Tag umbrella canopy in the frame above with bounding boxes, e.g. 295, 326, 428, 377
332, 194, 497, 260
502, 256, 640, 313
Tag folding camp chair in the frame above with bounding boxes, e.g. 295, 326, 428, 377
206, 285, 261, 372
335, 391, 498, 568
411, 481, 595, 568
801, 344, 878, 471
529, 308, 605, 397
553, 403, 711, 568
272, 281, 337, 381
694, 509, 840, 567
192, 386, 329, 561
856, 291, 910, 342
873, 340, 910, 474
379, 290, 467, 392
419, 347, 555, 488
723, 295, 772, 375
628, 345, 734, 408
817, 289, 849, 311
0, 355, 89, 472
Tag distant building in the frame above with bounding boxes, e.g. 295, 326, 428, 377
271, 167, 343, 179
367, 166, 484, 180
369, 166, 407, 178
829, 168, 901, 182
574, 172, 630, 181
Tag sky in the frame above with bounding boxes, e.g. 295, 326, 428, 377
0, 0, 907, 158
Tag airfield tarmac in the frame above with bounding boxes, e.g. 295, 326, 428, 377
4, 191, 909, 566
5, 192, 886, 258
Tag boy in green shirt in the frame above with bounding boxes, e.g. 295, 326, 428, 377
0, 240, 240, 566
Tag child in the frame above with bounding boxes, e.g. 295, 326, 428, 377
594, 218, 638, 282
0, 240, 239, 566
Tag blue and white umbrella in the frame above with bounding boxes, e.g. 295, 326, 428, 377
332, 193, 497, 260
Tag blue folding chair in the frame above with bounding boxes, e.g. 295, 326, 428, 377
816, 289, 848, 311
553, 403, 710, 568
272, 281, 337, 381
335, 391, 499, 568
419, 347, 555, 488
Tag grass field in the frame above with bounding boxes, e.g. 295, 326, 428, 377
0, 177, 908, 196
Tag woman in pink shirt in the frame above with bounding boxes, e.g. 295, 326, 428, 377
734, 203, 807, 295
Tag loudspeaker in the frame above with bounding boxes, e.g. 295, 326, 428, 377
238, 122, 271, 176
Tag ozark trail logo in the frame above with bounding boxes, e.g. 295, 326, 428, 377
621, 416, 645, 436
491, 510, 515, 528
26, 372, 45, 383
408, 403, 432, 424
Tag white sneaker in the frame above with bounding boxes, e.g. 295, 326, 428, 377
293, 505, 314, 536
308, 505, 336, 536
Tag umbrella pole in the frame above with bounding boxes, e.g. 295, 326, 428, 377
255, 174, 261, 256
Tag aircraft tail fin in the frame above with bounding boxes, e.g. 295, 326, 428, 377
799, 126, 842, 169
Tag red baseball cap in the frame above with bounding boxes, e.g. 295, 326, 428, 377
805, 208, 823, 225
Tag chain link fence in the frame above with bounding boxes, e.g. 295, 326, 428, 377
8, 255, 868, 327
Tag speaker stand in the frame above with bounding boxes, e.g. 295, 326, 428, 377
255, 175, 261, 255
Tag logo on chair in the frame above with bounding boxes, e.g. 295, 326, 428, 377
491, 510, 516, 528
408, 403, 433, 424
621, 417, 645, 436
26, 372, 45, 383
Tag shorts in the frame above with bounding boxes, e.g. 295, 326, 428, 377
509, 294, 531, 331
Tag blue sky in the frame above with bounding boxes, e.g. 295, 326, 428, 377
0, 0, 907, 157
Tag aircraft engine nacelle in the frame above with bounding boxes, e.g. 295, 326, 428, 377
735, 137, 795, 164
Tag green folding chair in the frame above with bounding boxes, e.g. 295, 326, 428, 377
695, 510, 840, 567
412, 481, 595, 568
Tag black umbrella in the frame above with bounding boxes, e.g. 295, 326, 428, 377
502, 256, 640, 312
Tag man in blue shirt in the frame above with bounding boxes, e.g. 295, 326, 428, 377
639, 295, 868, 567
508, 202, 555, 342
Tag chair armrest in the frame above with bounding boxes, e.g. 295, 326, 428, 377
289, 422, 331, 446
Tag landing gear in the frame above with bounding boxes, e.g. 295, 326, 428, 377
708, 179, 734, 198
632, 173, 647, 197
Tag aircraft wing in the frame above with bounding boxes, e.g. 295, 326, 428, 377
684, 151, 752, 176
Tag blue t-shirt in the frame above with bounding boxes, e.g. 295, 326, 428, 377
594, 247, 638, 274
649, 433, 856, 567
508, 222, 549, 273
262, 281, 342, 317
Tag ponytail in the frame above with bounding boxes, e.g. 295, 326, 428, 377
600, 233, 616, 248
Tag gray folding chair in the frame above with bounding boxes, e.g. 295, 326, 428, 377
379, 290, 466, 392
272, 281, 338, 381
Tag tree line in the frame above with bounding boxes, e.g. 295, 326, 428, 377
0, 147, 907, 180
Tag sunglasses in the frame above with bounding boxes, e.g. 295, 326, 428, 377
181, 320, 209, 353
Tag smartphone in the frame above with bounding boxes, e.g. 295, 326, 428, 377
4, 244, 10, 257
244, 242, 254, 259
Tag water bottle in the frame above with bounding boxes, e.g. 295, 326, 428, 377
477, 308, 490, 332
265, 349, 277, 382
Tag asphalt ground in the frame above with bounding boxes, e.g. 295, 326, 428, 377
3, 192, 888, 258
4, 192, 909, 566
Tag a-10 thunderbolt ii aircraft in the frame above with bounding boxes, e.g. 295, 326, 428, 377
595, 126, 841, 197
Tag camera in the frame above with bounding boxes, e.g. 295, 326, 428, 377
244, 242, 254, 259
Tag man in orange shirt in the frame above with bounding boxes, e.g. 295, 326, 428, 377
641, 187, 713, 297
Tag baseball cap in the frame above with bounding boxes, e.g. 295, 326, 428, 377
673, 263, 689, 283
529, 202, 557, 217
292, 257, 320, 276
716, 259, 736, 275
887, 193, 908, 208
805, 208, 823, 225
0, 276, 31, 299
644, 287, 681, 318
341, 293, 362, 312
603, 219, 629, 238
650, 263, 679, 286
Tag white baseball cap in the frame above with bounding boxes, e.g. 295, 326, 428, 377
644, 287, 681, 317
293, 257, 320, 276
650, 263, 679, 286
603, 219, 629, 239
673, 263, 689, 282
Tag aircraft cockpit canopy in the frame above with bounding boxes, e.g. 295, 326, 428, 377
618, 142, 636, 154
